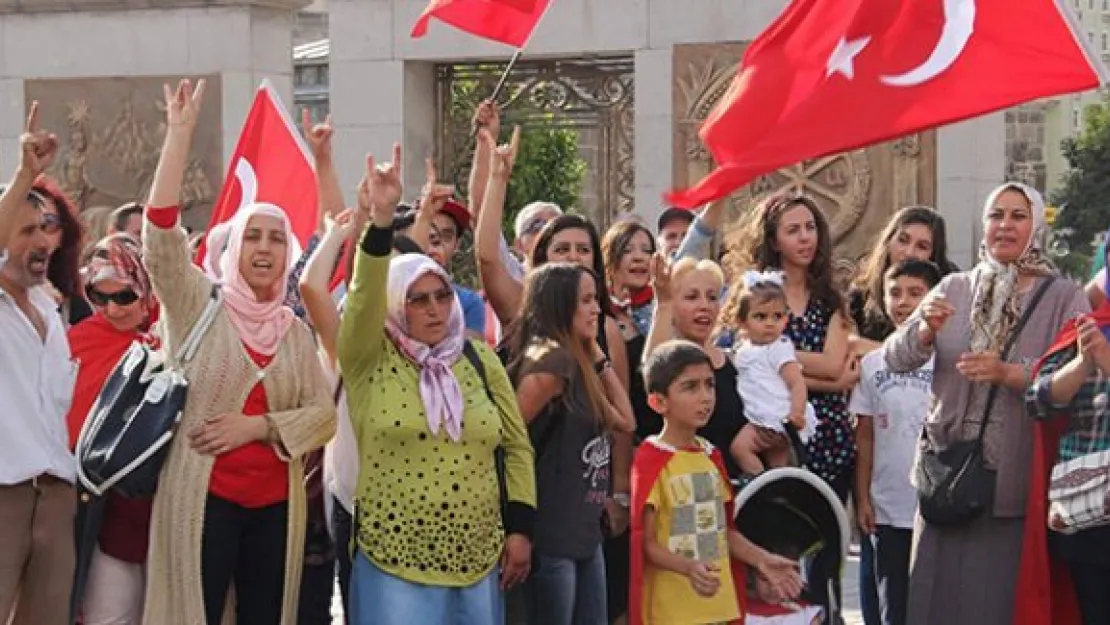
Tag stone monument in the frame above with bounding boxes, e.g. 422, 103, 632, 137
0, 0, 310, 230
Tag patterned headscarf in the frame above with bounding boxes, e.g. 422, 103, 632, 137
82, 233, 153, 308
385, 253, 466, 442
969, 182, 1056, 353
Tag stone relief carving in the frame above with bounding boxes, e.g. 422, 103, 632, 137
25, 75, 222, 232
672, 43, 937, 263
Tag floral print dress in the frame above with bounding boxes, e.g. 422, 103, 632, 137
785, 299, 856, 486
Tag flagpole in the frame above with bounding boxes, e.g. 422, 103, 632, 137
472, 0, 554, 136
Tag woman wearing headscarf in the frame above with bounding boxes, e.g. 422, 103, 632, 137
140, 79, 336, 625
67, 233, 158, 624
337, 147, 536, 625
882, 182, 1088, 625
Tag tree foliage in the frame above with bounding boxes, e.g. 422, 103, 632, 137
1051, 97, 1110, 279
444, 69, 586, 286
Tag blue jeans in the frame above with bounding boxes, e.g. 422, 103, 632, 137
527, 545, 608, 625
349, 552, 504, 625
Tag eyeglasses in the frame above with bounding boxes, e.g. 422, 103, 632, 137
40, 213, 60, 234
87, 286, 140, 307
405, 287, 454, 310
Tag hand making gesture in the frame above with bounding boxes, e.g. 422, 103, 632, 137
19, 102, 58, 176
418, 158, 456, 218
358, 143, 403, 228
485, 125, 521, 181
163, 78, 206, 132
301, 109, 334, 163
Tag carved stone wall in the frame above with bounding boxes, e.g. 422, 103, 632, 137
25, 75, 223, 232
672, 43, 937, 269
1005, 103, 1048, 193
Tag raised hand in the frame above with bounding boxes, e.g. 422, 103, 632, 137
323, 208, 356, 241
301, 108, 334, 162
485, 125, 521, 180
163, 78, 207, 132
920, 292, 954, 334
19, 101, 58, 176
418, 158, 456, 218
358, 143, 403, 228
650, 252, 674, 302
472, 99, 501, 141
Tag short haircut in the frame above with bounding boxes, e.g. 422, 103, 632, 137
884, 258, 942, 290
643, 340, 712, 395
736, 281, 787, 321
110, 202, 143, 232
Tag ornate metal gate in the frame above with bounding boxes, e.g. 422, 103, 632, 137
435, 56, 635, 227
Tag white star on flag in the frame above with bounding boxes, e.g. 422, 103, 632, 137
826, 36, 871, 80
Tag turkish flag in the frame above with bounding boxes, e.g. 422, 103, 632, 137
411, 0, 550, 48
196, 82, 316, 263
667, 0, 1106, 208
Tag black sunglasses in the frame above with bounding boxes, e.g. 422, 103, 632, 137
86, 286, 140, 307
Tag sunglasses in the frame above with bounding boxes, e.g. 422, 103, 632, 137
87, 286, 140, 307
521, 217, 550, 237
405, 287, 454, 310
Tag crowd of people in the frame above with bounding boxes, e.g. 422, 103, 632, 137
2, 76, 1110, 625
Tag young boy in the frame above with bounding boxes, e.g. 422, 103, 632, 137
630, 340, 804, 625
851, 259, 941, 625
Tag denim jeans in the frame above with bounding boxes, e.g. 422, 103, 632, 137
870, 526, 911, 625
527, 545, 608, 625
349, 552, 504, 625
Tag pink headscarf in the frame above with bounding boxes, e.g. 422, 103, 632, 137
385, 254, 467, 442
203, 203, 303, 356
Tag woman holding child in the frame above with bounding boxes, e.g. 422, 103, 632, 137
882, 182, 1088, 625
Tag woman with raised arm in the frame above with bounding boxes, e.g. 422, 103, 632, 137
337, 145, 536, 625
140, 79, 336, 625
882, 182, 1087, 625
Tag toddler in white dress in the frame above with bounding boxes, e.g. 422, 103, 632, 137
729, 271, 816, 475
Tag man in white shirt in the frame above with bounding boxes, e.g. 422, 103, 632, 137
0, 104, 78, 625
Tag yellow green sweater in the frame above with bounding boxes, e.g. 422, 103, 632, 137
338, 226, 536, 587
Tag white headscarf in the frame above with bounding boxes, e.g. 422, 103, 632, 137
969, 182, 1055, 353
384, 254, 467, 442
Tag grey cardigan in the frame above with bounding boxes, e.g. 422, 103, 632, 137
882, 268, 1088, 517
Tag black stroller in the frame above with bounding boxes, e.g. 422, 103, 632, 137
733, 467, 850, 624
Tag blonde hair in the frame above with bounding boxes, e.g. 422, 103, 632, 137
671, 257, 725, 290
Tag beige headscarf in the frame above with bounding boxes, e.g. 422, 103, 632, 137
969, 182, 1056, 353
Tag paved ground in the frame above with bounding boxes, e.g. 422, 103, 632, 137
330, 553, 867, 624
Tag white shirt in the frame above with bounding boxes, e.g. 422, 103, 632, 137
0, 263, 77, 485
849, 351, 933, 529
733, 337, 816, 439
322, 357, 358, 515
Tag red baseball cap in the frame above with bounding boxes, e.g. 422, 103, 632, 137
438, 198, 471, 232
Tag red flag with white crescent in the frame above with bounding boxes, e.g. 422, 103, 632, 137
196, 82, 316, 264
666, 0, 1107, 208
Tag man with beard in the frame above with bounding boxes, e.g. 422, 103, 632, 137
0, 102, 79, 625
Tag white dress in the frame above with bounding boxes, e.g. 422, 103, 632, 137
732, 337, 817, 441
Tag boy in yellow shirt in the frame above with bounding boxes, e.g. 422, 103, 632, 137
630, 340, 804, 624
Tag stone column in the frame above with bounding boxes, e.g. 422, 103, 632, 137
937, 113, 1006, 267
0, 0, 310, 172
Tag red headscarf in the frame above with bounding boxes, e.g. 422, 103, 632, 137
1011, 305, 1110, 625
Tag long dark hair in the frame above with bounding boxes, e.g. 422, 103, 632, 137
722, 193, 844, 326
853, 206, 953, 335
33, 175, 85, 300
507, 263, 608, 422
530, 214, 614, 315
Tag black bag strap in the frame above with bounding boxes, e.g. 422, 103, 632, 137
462, 341, 511, 516
974, 277, 1056, 444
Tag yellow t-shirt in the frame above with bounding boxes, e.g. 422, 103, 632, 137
644, 444, 740, 625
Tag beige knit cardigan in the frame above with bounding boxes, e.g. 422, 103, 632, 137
140, 219, 337, 625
